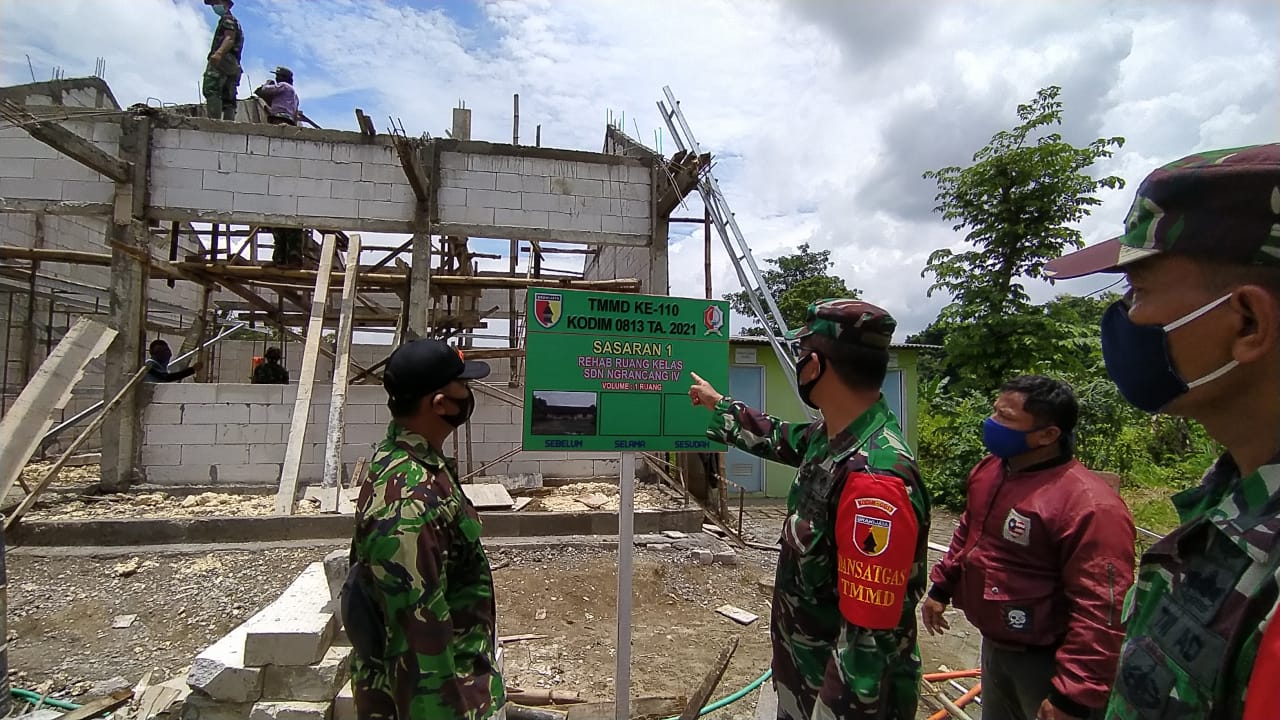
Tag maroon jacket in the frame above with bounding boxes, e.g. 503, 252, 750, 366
929, 453, 1135, 712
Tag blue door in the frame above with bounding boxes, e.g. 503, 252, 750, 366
881, 370, 905, 426
727, 365, 765, 492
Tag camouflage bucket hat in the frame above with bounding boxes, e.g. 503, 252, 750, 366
1044, 143, 1280, 279
783, 298, 896, 350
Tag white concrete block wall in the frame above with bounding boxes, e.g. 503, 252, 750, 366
0, 121, 118, 203
437, 152, 652, 239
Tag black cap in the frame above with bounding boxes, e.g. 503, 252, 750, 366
382, 339, 489, 402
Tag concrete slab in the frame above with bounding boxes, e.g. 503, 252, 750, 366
261, 645, 351, 702
187, 622, 264, 702
461, 483, 513, 510
243, 563, 338, 667
181, 694, 253, 720
248, 701, 332, 720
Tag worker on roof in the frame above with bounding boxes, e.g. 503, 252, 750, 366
342, 339, 505, 720
690, 299, 932, 719
251, 347, 289, 384
202, 0, 243, 122
254, 66, 299, 126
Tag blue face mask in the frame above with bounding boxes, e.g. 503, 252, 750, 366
1100, 294, 1237, 413
982, 417, 1042, 459
211, 4, 228, 16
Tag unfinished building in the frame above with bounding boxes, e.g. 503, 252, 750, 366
0, 76, 711, 510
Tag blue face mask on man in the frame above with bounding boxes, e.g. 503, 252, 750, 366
211, 3, 228, 16
982, 417, 1053, 459
1099, 294, 1237, 413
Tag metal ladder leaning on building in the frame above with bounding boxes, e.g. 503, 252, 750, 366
656, 86, 817, 418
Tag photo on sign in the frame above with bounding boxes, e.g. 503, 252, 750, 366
530, 390, 598, 436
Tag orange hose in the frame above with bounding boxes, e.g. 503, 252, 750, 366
922, 669, 981, 682
927, 682, 982, 720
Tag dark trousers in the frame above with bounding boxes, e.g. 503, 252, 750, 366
981, 639, 1101, 720
271, 228, 305, 266
202, 69, 239, 121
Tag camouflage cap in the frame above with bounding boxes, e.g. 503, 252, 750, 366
1044, 143, 1280, 279
783, 298, 896, 350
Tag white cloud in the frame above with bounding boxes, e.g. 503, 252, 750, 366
3, 0, 1276, 340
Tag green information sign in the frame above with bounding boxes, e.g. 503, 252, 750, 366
522, 288, 730, 453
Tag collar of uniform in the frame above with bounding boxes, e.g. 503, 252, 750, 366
385, 421, 447, 471
828, 395, 892, 458
1174, 452, 1280, 564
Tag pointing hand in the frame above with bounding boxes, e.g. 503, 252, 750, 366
688, 372, 723, 408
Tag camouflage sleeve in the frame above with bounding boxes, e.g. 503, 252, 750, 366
366, 499, 465, 720
704, 396, 811, 467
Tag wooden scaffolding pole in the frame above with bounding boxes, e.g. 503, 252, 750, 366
322, 233, 362, 488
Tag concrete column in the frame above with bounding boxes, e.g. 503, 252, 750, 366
649, 166, 670, 294
407, 231, 432, 338
101, 241, 146, 491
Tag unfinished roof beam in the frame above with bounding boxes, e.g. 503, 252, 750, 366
0, 101, 131, 182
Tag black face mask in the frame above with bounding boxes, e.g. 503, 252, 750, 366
438, 388, 475, 428
795, 353, 824, 409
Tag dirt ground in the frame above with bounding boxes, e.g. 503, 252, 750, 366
5, 497, 980, 719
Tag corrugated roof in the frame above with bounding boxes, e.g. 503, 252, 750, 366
730, 335, 941, 350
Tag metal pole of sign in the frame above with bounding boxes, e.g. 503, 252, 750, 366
615, 452, 636, 720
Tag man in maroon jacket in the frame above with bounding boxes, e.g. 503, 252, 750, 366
922, 375, 1136, 720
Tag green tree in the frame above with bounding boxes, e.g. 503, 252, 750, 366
921, 85, 1125, 392
725, 243, 857, 336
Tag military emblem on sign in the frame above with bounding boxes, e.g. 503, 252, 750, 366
703, 305, 724, 336
853, 513, 892, 557
534, 293, 563, 329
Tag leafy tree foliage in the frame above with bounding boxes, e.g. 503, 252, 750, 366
725, 243, 857, 336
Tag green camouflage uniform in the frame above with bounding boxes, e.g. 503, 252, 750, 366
203, 10, 243, 121
1043, 144, 1280, 719
706, 299, 931, 720
251, 360, 289, 384
348, 422, 505, 720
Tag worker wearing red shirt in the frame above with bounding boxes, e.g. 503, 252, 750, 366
922, 375, 1136, 720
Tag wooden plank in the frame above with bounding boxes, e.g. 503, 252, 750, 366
461, 483, 514, 510
322, 233, 362, 488
565, 697, 685, 720
275, 233, 339, 514
679, 637, 738, 720
0, 317, 116, 505
57, 688, 134, 720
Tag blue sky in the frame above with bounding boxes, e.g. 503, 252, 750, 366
3, 0, 1278, 338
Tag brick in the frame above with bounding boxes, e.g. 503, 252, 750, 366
269, 176, 332, 198
482, 423, 523, 443
357, 199, 410, 220
250, 444, 287, 464
205, 170, 268, 194
389, 183, 416, 204
439, 205, 494, 225
142, 404, 183, 424
177, 129, 227, 153
343, 404, 380, 425
250, 404, 293, 424
342, 423, 385, 445
581, 162, 617, 181
622, 199, 649, 218
331, 143, 373, 164
261, 645, 351, 701
188, 622, 264, 702
219, 133, 250, 153
145, 423, 216, 445
235, 193, 299, 215
609, 181, 650, 201
347, 144, 395, 165
564, 195, 613, 214
623, 217, 651, 234
216, 464, 280, 484
141, 444, 182, 466
183, 443, 249, 466
494, 208, 548, 227
243, 563, 338, 667
147, 465, 210, 485
0, 158, 35, 178
248, 701, 330, 720
548, 211, 601, 232
0, 178, 62, 200
298, 196, 357, 218
437, 187, 467, 207
218, 424, 282, 445
520, 192, 561, 212
218, 384, 283, 404
549, 177, 602, 196
186, 403, 251, 423
628, 165, 651, 183
330, 181, 390, 201
601, 214, 624, 233
237, 154, 301, 176
472, 403, 516, 424
163, 187, 233, 212
523, 157, 559, 177
34, 157, 102, 181
467, 189, 522, 210
300, 158, 362, 181
61, 180, 113, 203
153, 167, 207, 191
266, 138, 312, 159
440, 168, 496, 190
154, 147, 222, 170
439, 152, 467, 170
359, 162, 403, 184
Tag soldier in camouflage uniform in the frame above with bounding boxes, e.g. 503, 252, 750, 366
201, 1, 243, 121
690, 299, 931, 719
1044, 143, 1280, 720
251, 347, 289, 384
343, 339, 505, 720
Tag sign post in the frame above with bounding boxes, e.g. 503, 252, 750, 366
522, 288, 730, 720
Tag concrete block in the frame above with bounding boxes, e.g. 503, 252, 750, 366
694, 549, 714, 565
343, 423, 385, 445
440, 205, 494, 225
601, 214, 624, 233
267, 138, 315, 159
440, 168, 496, 191
183, 443, 249, 466
217, 464, 280, 484
330, 181, 390, 201
300, 158, 362, 181
358, 162, 403, 184
623, 216, 651, 235
187, 621, 264, 702
1, 158, 35, 178
261, 645, 351, 702
343, 404, 379, 425
164, 187, 233, 212
142, 444, 182, 467
248, 702, 330, 720
146, 465, 212, 485
622, 199, 649, 218
628, 165, 651, 184
615, 181, 651, 201
155, 148, 222, 171
219, 133, 250, 153
218, 424, 282, 445
243, 563, 338, 667
34, 157, 103, 181
389, 183, 416, 204
146, 423, 217, 445
182, 694, 253, 720
205, 170, 269, 194
152, 128, 181, 149
143, 403, 183, 425
472, 403, 515, 424
298, 196, 357, 218
250, 404, 293, 424
493, 208, 548, 227
580, 162, 616, 181
237, 154, 301, 176
519, 192, 560, 213
330, 143, 369, 164
235, 192, 299, 215
346, 144, 395, 165
467, 189, 522, 210
542, 459, 599, 477
549, 211, 602, 232
218, 384, 283, 404
176, 129, 227, 153
349, 384, 390, 405
250, 444, 287, 464
0, 178, 62, 200
152, 382, 217, 403
437, 187, 467, 207
357, 199, 411, 220
439, 152, 467, 170
549, 177, 602, 197
714, 551, 739, 566
188, 403, 252, 423
269, 176, 332, 198
481, 423, 523, 445
593, 459, 619, 476
523, 157, 560, 177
